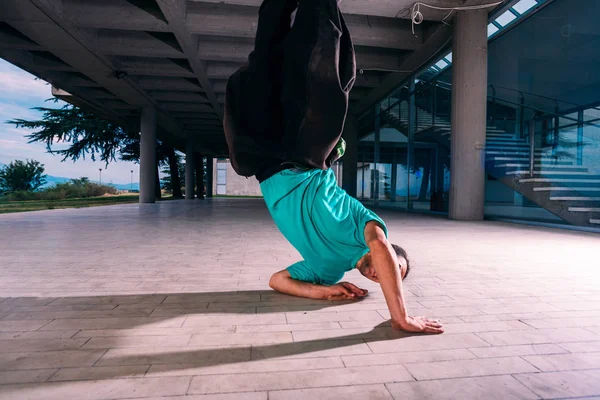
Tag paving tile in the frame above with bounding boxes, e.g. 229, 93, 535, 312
342, 349, 476, 367
0, 369, 57, 385
95, 346, 251, 366
147, 356, 343, 376
0, 350, 107, 370
235, 322, 341, 333
514, 370, 600, 399
82, 335, 191, 349
0, 330, 79, 340
459, 313, 547, 323
252, 338, 372, 360
386, 375, 539, 400
524, 352, 600, 371
183, 314, 287, 327
269, 384, 393, 400
366, 333, 490, 353
521, 316, 600, 329
469, 343, 568, 358
285, 310, 385, 324
476, 327, 599, 346
189, 365, 412, 394
48, 365, 149, 381
0, 320, 52, 332
441, 320, 531, 334
131, 394, 267, 400
405, 356, 538, 380
0, 338, 89, 353
0, 376, 191, 400
189, 332, 292, 346
40, 317, 186, 330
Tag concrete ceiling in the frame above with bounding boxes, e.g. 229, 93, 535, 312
0, 0, 506, 155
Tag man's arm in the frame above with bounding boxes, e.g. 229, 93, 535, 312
269, 270, 367, 301
364, 221, 443, 334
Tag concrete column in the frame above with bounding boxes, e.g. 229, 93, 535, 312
139, 107, 156, 204
205, 157, 214, 198
449, 9, 488, 221
185, 142, 195, 200
342, 117, 358, 197
195, 153, 205, 199
407, 79, 416, 210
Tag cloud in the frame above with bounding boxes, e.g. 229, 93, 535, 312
0, 61, 51, 103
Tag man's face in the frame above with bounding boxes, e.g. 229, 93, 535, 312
357, 253, 407, 283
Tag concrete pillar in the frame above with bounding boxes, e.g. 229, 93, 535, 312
139, 107, 156, 203
205, 157, 214, 198
342, 117, 358, 197
407, 79, 416, 209
185, 142, 195, 200
195, 153, 205, 199
449, 9, 488, 221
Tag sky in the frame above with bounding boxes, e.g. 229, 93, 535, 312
0, 59, 140, 185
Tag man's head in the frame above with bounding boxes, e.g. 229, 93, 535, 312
356, 244, 411, 283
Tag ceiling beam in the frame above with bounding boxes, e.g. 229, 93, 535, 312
186, 0, 499, 20
185, 4, 422, 51
155, 0, 223, 119
3, 0, 187, 139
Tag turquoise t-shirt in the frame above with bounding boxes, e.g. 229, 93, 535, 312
260, 168, 387, 285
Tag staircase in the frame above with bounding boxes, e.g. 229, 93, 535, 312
485, 133, 600, 227
381, 104, 600, 228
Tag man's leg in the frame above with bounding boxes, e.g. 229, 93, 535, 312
281, 0, 356, 169
224, 0, 296, 176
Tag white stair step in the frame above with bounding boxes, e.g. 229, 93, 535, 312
569, 207, 600, 212
550, 197, 600, 201
495, 164, 588, 171
486, 137, 519, 141
520, 178, 600, 183
590, 219, 600, 224
487, 157, 573, 164
486, 141, 527, 146
534, 187, 600, 192
532, 171, 600, 176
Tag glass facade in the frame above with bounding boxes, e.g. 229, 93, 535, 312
356, 0, 600, 228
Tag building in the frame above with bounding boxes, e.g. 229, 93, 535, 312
210, 158, 343, 197
1, 0, 598, 228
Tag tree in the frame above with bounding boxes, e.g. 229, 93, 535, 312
7, 102, 183, 198
161, 153, 185, 196
8, 103, 138, 165
0, 159, 47, 193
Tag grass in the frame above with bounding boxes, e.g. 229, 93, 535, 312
0, 194, 141, 214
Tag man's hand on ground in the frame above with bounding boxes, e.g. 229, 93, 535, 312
326, 282, 368, 301
391, 316, 444, 334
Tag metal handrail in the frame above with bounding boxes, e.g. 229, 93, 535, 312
488, 84, 600, 112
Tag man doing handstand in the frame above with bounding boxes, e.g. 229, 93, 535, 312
224, 0, 443, 334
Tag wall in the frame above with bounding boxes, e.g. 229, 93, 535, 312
212, 159, 262, 196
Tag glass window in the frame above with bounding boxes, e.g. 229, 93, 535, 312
488, 23, 499, 37
584, 108, 600, 122
495, 10, 517, 27
434, 59, 448, 70
217, 162, 227, 170
217, 170, 227, 183
444, 52, 452, 63
512, 0, 537, 14
217, 184, 226, 195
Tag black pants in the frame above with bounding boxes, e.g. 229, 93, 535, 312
223, 0, 356, 179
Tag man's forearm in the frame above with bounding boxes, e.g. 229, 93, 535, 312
269, 273, 329, 300
369, 239, 409, 324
